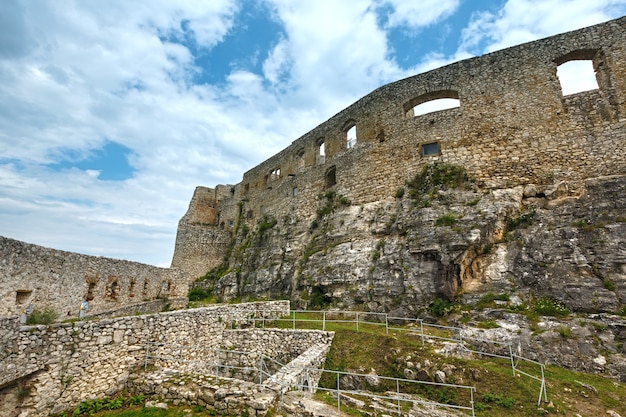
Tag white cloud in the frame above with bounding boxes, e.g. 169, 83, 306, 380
1, 0, 625, 267
381, 0, 460, 29
460, 0, 626, 54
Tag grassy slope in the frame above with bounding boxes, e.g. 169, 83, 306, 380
318, 321, 626, 417
63, 315, 625, 417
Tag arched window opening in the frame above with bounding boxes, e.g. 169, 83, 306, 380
129, 279, 136, 298
412, 98, 460, 116
325, 166, 336, 189
404, 90, 460, 118
557, 60, 599, 96
108, 280, 119, 301
346, 125, 357, 148
317, 138, 325, 165
268, 167, 281, 182
142, 281, 149, 297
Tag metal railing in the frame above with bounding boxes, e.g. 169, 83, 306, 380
244, 309, 548, 406
294, 367, 475, 416
143, 342, 476, 416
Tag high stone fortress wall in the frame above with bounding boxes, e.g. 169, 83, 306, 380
172, 16, 626, 279
0, 236, 187, 318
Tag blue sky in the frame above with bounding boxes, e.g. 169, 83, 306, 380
1, 0, 625, 267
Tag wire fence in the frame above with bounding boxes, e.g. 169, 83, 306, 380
143, 342, 477, 416
245, 309, 548, 406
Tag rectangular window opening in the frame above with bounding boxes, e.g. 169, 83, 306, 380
16, 290, 32, 305
422, 142, 440, 156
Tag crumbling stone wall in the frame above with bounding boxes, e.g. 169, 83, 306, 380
172, 16, 626, 280
220, 329, 334, 375
171, 186, 236, 279
0, 236, 188, 319
0, 301, 289, 416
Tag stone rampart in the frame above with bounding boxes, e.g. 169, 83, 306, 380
172, 16, 626, 279
0, 236, 187, 319
0, 300, 289, 416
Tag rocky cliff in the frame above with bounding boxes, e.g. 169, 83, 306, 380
194, 169, 625, 318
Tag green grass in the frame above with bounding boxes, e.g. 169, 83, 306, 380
69, 310, 626, 417
262, 312, 625, 417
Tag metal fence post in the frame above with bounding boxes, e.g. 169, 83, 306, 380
471, 387, 475, 417
292, 310, 295, 330
396, 378, 401, 416
337, 372, 341, 416
509, 344, 515, 376
323, 311, 326, 331
420, 320, 425, 346
537, 364, 548, 406
385, 315, 389, 335
356, 312, 359, 332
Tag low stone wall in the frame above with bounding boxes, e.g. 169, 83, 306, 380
0, 301, 289, 416
129, 370, 278, 417
222, 328, 334, 367
263, 342, 332, 394
127, 329, 335, 417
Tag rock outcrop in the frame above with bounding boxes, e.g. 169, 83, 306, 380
195, 173, 625, 317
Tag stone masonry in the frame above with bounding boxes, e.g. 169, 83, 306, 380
172, 16, 626, 280
0, 301, 292, 416
0, 236, 187, 318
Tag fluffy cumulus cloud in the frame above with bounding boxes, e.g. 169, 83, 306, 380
460, 0, 626, 54
1, 0, 625, 266
381, 0, 460, 29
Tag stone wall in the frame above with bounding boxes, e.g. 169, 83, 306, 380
0, 236, 188, 319
220, 329, 335, 377
172, 16, 626, 280
127, 329, 334, 417
0, 300, 289, 416
171, 186, 235, 279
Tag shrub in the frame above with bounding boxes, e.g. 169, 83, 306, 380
435, 213, 457, 227
407, 163, 469, 196
533, 297, 570, 318
430, 297, 457, 317
188, 287, 212, 301
128, 394, 144, 406
309, 286, 332, 309
558, 326, 571, 338
257, 215, 277, 236
477, 320, 500, 329
506, 207, 536, 231
475, 292, 509, 309
27, 307, 58, 325
603, 278, 616, 291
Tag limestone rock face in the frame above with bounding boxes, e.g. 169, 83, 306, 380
506, 175, 626, 313
198, 175, 625, 317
